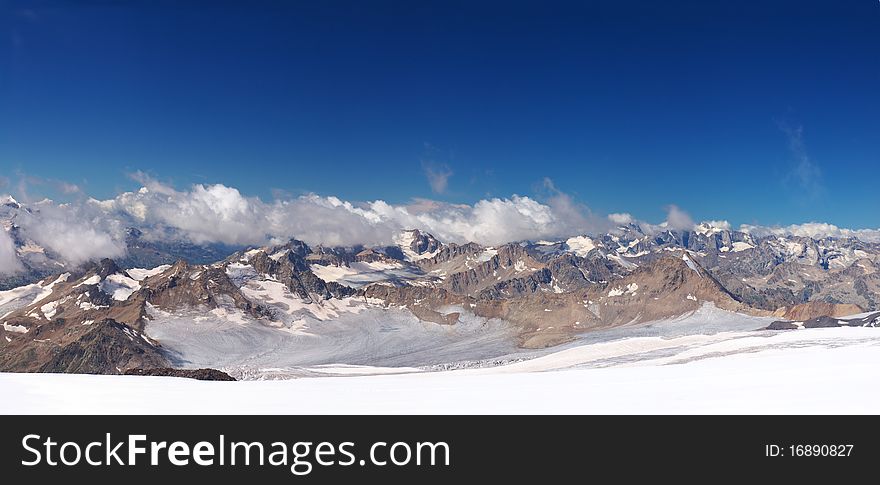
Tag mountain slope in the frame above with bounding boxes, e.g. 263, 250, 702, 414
1, 222, 878, 377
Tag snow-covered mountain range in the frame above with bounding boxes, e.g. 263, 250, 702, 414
1, 195, 879, 378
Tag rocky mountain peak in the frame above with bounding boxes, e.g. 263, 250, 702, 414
283, 239, 311, 258
165, 259, 191, 277
407, 229, 442, 255
95, 258, 123, 279
693, 221, 730, 236
1, 195, 21, 209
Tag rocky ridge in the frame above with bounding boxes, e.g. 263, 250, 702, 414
1, 221, 879, 374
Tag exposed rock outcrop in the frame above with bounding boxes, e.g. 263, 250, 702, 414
768, 312, 879, 330
0, 319, 168, 374
775, 301, 864, 321
124, 367, 235, 381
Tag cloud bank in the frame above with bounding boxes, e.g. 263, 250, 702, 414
1, 172, 878, 274
95, 175, 603, 248
740, 222, 880, 243
664, 205, 695, 231
607, 213, 634, 225
0, 228, 23, 275
15, 201, 127, 266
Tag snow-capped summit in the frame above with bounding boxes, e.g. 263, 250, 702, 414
1, 195, 20, 209
1, 223, 878, 379
693, 221, 731, 236
395, 229, 442, 261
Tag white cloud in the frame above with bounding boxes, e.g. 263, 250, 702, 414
422, 163, 453, 194
0, 228, 23, 275
538, 178, 606, 237
266, 195, 399, 247
83, 175, 605, 248
15, 202, 126, 266
4, 175, 879, 274
781, 124, 824, 198
97, 181, 399, 247
740, 222, 880, 243
608, 213, 634, 225
664, 204, 694, 231
404, 196, 579, 245
57, 181, 81, 195
703, 220, 732, 231
44, 177, 880, 252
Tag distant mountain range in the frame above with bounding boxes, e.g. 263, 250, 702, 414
1, 195, 878, 376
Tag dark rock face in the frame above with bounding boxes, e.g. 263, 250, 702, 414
545, 256, 591, 290
854, 278, 878, 310
408, 229, 441, 256
547, 254, 620, 289
769, 317, 841, 329
653, 230, 687, 248
767, 312, 880, 330
124, 368, 236, 381
36, 319, 169, 374
379, 245, 406, 260
779, 301, 864, 321
360, 284, 466, 325
722, 283, 800, 311
305, 245, 360, 266
142, 260, 263, 318
478, 269, 553, 300
95, 258, 123, 279
439, 244, 544, 296
354, 248, 389, 263
361, 284, 455, 305
418, 242, 483, 267
248, 248, 356, 301
804, 316, 845, 328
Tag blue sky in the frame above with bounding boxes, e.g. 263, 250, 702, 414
1, 0, 879, 228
